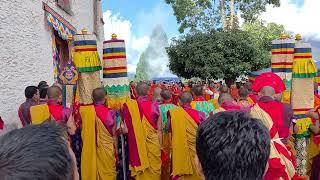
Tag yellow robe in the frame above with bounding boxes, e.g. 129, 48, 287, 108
80, 106, 97, 180
126, 99, 161, 180
169, 107, 202, 180
208, 99, 220, 109
96, 115, 116, 180
80, 105, 117, 180
30, 104, 50, 124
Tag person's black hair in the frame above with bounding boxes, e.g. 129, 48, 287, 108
192, 85, 203, 96
0, 122, 74, 180
236, 82, 241, 89
38, 81, 48, 88
92, 87, 106, 102
39, 86, 49, 99
24, 86, 38, 99
196, 111, 270, 180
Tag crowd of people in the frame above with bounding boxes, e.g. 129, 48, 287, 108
0, 78, 320, 180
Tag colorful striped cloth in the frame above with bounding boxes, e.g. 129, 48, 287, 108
292, 42, 317, 78
271, 39, 295, 90
103, 36, 130, 110
73, 33, 102, 72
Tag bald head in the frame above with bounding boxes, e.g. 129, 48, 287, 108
92, 87, 105, 103
161, 89, 172, 101
244, 82, 252, 92
218, 93, 234, 105
220, 85, 229, 94
192, 85, 203, 96
136, 82, 150, 96
179, 92, 193, 105
47, 86, 62, 100
260, 86, 275, 97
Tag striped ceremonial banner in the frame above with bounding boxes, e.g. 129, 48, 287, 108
271, 38, 295, 91
73, 32, 102, 72
103, 34, 130, 110
292, 42, 317, 78
73, 30, 102, 104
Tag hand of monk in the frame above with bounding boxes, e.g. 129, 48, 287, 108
306, 109, 319, 120
67, 116, 77, 135
118, 122, 128, 134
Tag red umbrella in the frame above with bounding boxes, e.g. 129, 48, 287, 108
252, 72, 286, 93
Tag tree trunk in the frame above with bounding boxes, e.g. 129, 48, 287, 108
230, 0, 235, 29
220, 0, 227, 30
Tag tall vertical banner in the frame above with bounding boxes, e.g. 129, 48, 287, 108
271, 37, 295, 103
291, 35, 317, 176
73, 30, 102, 105
103, 34, 130, 110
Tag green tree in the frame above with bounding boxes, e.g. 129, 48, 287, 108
242, 20, 286, 68
243, 21, 286, 51
167, 30, 266, 84
165, 0, 280, 33
135, 52, 150, 81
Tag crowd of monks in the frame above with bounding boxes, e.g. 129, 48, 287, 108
11, 78, 320, 180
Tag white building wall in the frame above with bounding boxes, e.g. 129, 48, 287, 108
0, 0, 104, 127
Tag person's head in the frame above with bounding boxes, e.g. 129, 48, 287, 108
25, 86, 39, 102
244, 82, 253, 92
39, 85, 49, 100
259, 86, 275, 98
218, 93, 234, 105
236, 82, 241, 89
136, 82, 150, 97
179, 92, 193, 106
0, 122, 78, 180
196, 111, 270, 180
38, 81, 48, 88
92, 87, 106, 104
192, 85, 203, 97
220, 85, 229, 94
238, 87, 249, 99
161, 89, 172, 101
47, 86, 62, 102
153, 87, 162, 102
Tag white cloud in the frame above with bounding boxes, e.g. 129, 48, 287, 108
260, 0, 320, 39
103, 10, 150, 73
103, 3, 178, 77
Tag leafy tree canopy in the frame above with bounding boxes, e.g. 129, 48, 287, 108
167, 30, 268, 81
165, 0, 280, 33
135, 52, 150, 81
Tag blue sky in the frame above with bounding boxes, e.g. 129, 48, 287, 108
102, 0, 180, 76
102, 0, 320, 74
103, 0, 178, 39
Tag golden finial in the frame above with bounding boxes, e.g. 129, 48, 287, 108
111, 33, 117, 40
285, 34, 291, 39
280, 33, 287, 39
67, 35, 73, 41
295, 34, 302, 40
81, 28, 88, 34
